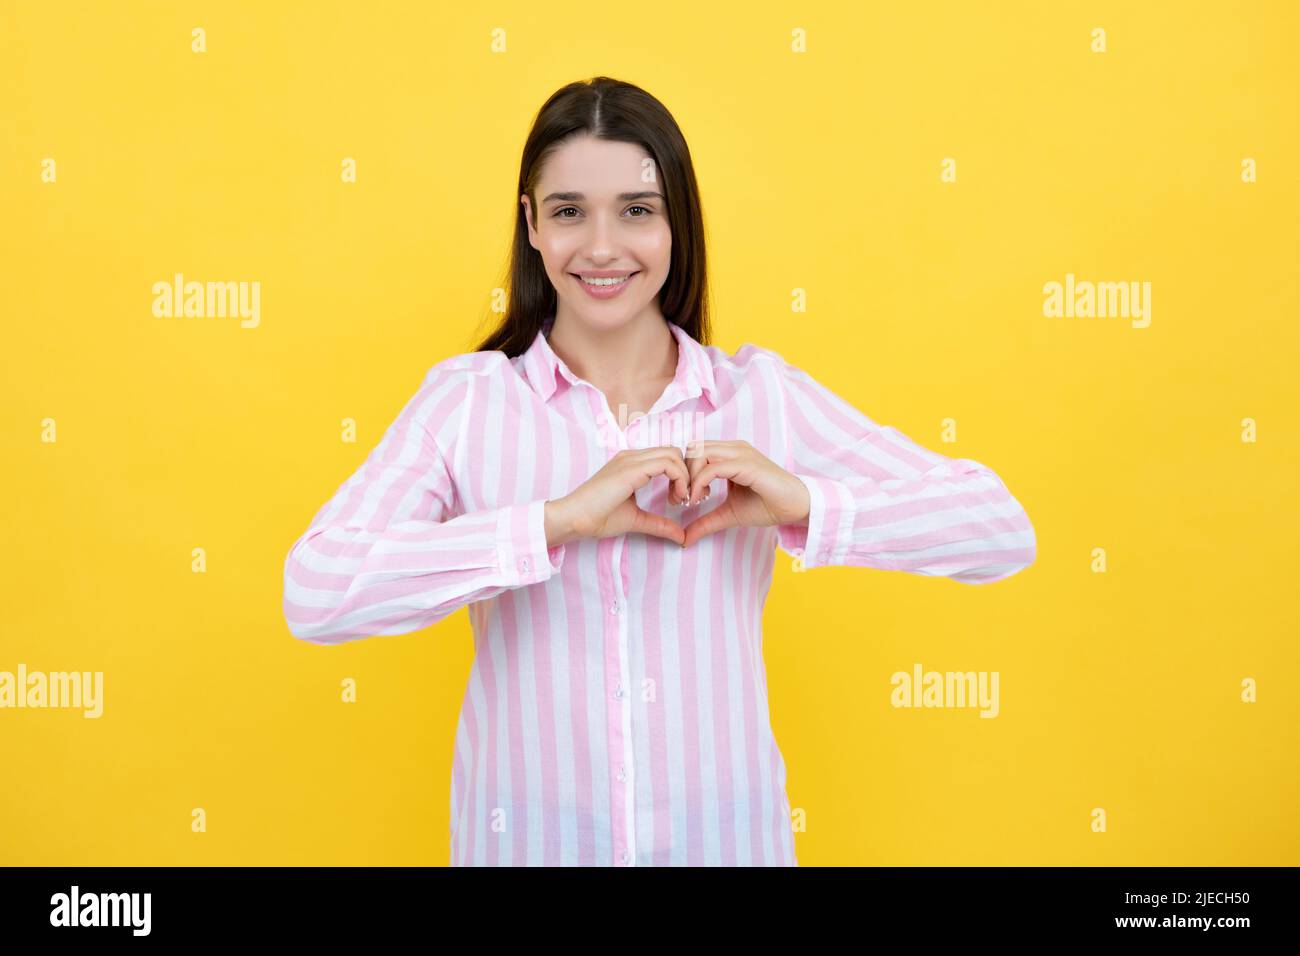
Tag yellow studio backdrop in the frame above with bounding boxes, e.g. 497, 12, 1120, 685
2, 0, 1297, 866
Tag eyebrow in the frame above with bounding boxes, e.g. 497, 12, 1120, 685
540, 190, 665, 204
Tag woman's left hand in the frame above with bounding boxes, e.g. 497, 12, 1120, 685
678, 440, 811, 548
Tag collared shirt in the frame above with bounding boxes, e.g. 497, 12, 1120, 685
282, 318, 1037, 866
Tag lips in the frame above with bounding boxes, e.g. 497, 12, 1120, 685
572, 271, 637, 281
571, 271, 638, 299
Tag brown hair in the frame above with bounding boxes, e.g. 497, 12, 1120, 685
471, 76, 711, 355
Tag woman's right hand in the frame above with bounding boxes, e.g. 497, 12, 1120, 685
544, 446, 692, 548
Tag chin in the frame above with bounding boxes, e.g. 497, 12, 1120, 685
578, 309, 641, 332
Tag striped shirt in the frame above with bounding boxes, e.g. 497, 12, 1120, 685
282, 318, 1037, 866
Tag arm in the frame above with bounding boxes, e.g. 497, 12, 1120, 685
282, 363, 566, 645
772, 356, 1036, 583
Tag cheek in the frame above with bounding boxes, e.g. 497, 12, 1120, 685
634, 226, 672, 271
538, 234, 581, 274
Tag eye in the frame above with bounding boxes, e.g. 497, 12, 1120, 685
550, 205, 655, 220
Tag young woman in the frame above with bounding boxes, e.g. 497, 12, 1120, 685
282, 77, 1037, 867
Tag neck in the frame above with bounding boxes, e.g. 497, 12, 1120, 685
546, 312, 677, 392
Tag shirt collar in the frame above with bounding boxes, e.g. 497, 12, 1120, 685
521, 318, 718, 409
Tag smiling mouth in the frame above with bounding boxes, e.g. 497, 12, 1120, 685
571, 272, 638, 286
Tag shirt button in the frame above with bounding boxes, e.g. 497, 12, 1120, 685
616, 765, 626, 782
614, 684, 624, 699
609, 602, 619, 614
620, 849, 630, 864
521, 558, 530, 571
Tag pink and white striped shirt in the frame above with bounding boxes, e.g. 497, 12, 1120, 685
282, 318, 1036, 866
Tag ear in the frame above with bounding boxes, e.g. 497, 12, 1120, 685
521, 194, 539, 249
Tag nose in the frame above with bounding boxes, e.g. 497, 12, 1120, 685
582, 210, 619, 261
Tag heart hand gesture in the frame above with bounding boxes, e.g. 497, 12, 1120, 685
678, 440, 811, 548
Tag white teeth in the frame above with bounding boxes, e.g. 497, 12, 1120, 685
580, 275, 630, 286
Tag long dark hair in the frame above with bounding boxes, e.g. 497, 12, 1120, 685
471, 76, 711, 356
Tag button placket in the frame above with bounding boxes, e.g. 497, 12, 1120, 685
609, 532, 636, 866
592, 409, 638, 867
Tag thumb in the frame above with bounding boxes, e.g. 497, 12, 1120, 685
629, 506, 686, 546
681, 503, 739, 549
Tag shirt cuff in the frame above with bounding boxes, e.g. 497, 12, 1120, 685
497, 499, 566, 586
776, 473, 849, 569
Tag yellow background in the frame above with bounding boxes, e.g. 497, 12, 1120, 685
2, 0, 1296, 865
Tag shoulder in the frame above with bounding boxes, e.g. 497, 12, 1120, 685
705, 339, 851, 422
394, 350, 515, 456
421, 348, 512, 386
723, 340, 797, 371
706, 339, 809, 391
396, 349, 510, 427
411, 348, 537, 409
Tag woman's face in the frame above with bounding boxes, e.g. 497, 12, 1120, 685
523, 134, 671, 333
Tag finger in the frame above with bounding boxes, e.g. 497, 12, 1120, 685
634, 447, 689, 505
664, 447, 690, 504
683, 441, 713, 498
629, 505, 686, 546
683, 442, 748, 503
643, 450, 690, 505
681, 502, 738, 548
674, 447, 693, 503
684, 439, 742, 461
688, 459, 749, 505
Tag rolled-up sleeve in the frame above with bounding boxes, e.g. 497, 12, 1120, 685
772, 356, 1036, 584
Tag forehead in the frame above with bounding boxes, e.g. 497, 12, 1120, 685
537, 136, 654, 194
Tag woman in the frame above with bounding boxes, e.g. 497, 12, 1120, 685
282, 76, 1037, 867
